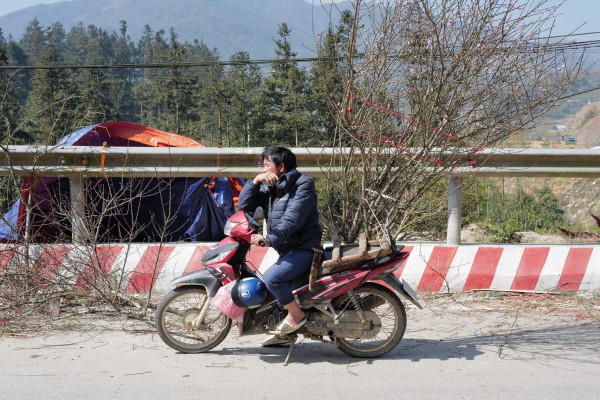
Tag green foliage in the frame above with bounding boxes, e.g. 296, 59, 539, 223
1, 18, 349, 148
483, 221, 521, 243
464, 180, 564, 242
315, 174, 364, 242
401, 178, 565, 242
469, 181, 564, 231
0, 177, 20, 214
0, 28, 20, 142
67, 23, 120, 126
405, 178, 449, 236
253, 23, 312, 147
309, 10, 353, 146
222, 52, 262, 146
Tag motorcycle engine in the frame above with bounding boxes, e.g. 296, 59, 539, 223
305, 310, 382, 339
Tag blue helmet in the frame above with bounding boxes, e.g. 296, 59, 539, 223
231, 277, 268, 309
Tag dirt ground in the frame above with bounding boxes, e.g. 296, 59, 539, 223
2, 291, 598, 339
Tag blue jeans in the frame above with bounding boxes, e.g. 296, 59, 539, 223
262, 249, 313, 306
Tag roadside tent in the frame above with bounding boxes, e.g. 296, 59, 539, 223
0, 121, 243, 243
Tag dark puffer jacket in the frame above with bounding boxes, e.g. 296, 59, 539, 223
238, 168, 322, 254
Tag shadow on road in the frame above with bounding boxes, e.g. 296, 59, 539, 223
214, 322, 600, 366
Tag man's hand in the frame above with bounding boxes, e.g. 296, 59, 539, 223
253, 172, 278, 187
251, 234, 269, 247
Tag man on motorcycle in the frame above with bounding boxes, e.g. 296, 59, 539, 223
238, 146, 322, 344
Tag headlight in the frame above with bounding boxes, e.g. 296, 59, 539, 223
224, 220, 238, 235
205, 250, 230, 264
202, 242, 239, 266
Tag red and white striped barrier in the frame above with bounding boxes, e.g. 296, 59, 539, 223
398, 244, 600, 293
2, 243, 599, 293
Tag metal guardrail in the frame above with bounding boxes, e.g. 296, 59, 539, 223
2, 146, 600, 244
448, 148, 600, 178
0, 146, 332, 178
2, 146, 600, 178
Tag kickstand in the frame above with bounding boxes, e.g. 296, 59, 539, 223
283, 335, 298, 366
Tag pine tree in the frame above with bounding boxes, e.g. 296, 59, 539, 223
0, 29, 20, 144
6, 33, 30, 113
134, 26, 168, 128
188, 40, 223, 144
22, 21, 76, 144
309, 10, 353, 145
255, 23, 311, 146
66, 23, 117, 125
195, 60, 226, 145
20, 18, 45, 64
0, 30, 24, 213
223, 51, 261, 146
153, 28, 197, 134
110, 20, 136, 122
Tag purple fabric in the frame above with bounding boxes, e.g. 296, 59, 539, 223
0, 125, 239, 243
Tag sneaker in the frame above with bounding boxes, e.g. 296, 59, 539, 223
261, 335, 292, 347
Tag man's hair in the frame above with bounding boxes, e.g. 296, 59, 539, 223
261, 146, 297, 171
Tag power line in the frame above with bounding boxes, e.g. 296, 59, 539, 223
2, 31, 600, 71
545, 31, 600, 39
0, 56, 346, 70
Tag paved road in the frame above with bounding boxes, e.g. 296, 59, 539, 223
1, 294, 599, 400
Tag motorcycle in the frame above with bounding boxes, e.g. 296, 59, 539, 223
155, 207, 422, 363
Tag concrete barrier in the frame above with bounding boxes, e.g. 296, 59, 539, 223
2, 243, 599, 293
399, 243, 600, 293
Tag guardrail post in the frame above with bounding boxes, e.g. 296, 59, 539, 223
447, 176, 463, 245
70, 175, 87, 243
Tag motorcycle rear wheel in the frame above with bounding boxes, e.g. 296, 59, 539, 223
156, 287, 231, 353
334, 284, 407, 358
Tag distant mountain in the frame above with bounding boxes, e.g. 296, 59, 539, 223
0, 0, 351, 59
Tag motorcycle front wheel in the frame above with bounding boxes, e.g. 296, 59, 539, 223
334, 284, 407, 358
156, 287, 231, 353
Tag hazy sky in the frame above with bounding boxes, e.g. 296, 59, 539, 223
0, 0, 599, 36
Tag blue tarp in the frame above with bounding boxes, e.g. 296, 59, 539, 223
0, 122, 242, 243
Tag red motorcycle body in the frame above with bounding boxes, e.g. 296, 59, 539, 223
171, 210, 422, 338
